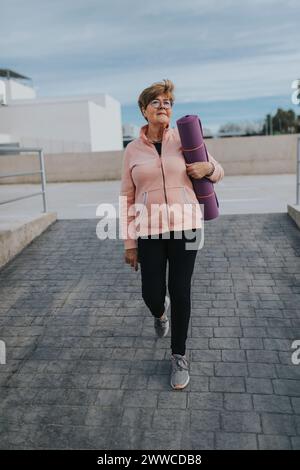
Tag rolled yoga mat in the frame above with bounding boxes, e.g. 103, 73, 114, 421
176, 115, 219, 221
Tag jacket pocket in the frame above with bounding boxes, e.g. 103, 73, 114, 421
136, 188, 169, 233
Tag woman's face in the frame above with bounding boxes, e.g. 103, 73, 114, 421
143, 93, 173, 126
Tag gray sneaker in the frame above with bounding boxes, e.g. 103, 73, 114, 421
154, 295, 170, 338
170, 353, 190, 390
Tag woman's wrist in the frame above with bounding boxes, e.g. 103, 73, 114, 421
206, 162, 215, 177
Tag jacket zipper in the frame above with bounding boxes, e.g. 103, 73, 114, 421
158, 141, 170, 230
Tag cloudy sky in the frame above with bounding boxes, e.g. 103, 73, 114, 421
1, 0, 300, 133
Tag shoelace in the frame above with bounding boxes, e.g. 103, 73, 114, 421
172, 355, 188, 371
155, 315, 168, 324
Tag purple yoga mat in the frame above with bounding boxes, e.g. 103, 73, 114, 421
176, 115, 219, 221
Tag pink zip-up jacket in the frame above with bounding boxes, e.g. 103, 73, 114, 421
120, 122, 224, 249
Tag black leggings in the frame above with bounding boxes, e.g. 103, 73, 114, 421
137, 229, 201, 356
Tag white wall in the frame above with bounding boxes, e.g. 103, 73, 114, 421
6, 79, 36, 100
0, 94, 123, 153
0, 133, 14, 143
0, 101, 91, 153
0, 81, 6, 105
88, 95, 123, 151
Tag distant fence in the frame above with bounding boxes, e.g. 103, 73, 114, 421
0, 133, 298, 184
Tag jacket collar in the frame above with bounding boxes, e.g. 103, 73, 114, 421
139, 122, 171, 147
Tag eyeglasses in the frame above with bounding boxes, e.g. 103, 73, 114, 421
149, 99, 172, 109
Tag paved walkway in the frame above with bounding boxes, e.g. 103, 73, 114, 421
0, 213, 300, 450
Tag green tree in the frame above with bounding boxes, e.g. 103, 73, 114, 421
263, 109, 300, 135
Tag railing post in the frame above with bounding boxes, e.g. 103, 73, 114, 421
38, 149, 47, 213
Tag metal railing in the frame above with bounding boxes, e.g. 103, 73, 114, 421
0, 146, 47, 212
297, 136, 300, 205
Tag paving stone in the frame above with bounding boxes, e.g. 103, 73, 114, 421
219, 317, 241, 327
188, 392, 224, 411
246, 378, 273, 394
264, 339, 292, 351
192, 349, 221, 362
23, 405, 88, 426
85, 405, 123, 427
258, 434, 292, 450
224, 393, 253, 411
209, 338, 240, 349
273, 379, 300, 396
121, 407, 154, 428
190, 409, 220, 431
246, 350, 280, 363
189, 376, 209, 392
215, 362, 248, 376
221, 411, 261, 433
152, 408, 189, 430
291, 397, 300, 413
275, 365, 300, 380
222, 350, 246, 362
248, 363, 277, 378
213, 327, 242, 337
261, 413, 297, 435
157, 391, 187, 409
291, 437, 300, 450
140, 428, 183, 450
210, 377, 245, 393
253, 394, 292, 413
190, 362, 214, 376
180, 429, 215, 450
122, 390, 158, 408
216, 432, 258, 450
240, 338, 264, 349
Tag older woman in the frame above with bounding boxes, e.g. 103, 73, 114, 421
120, 79, 224, 390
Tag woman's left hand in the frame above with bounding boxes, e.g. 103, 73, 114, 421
185, 161, 212, 179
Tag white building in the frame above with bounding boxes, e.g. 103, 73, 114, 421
0, 69, 123, 153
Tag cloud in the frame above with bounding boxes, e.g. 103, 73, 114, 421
1, 0, 300, 107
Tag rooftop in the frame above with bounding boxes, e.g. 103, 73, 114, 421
0, 68, 31, 80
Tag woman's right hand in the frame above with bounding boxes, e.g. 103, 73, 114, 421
124, 248, 139, 271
